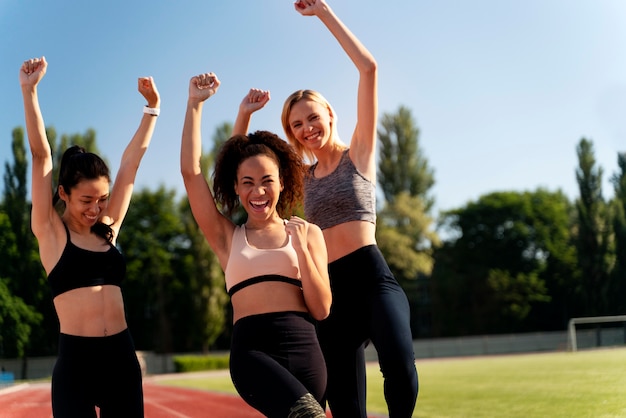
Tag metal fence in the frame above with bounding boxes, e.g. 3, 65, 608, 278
2, 328, 625, 381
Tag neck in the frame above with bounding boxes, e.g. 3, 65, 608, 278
62, 216, 92, 235
315, 143, 345, 169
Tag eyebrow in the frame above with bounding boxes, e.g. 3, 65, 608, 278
79, 193, 109, 199
241, 174, 276, 181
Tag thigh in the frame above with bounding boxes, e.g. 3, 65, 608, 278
52, 336, 98, 418
230, 347, 306, 405
98, 331, 144, 418
230, 313, 322, 418
369, 278, 414, 365
99, 357, 143, 418
320, 252, 373, 417
282, 321, 327, 402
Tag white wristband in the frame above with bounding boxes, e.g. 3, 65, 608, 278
143, 106, 160, 116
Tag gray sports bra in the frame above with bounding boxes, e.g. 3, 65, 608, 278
304, 149, 376, 230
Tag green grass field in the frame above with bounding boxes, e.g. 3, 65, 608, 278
153, 347, 626, 417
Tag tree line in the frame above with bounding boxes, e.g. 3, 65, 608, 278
1, 105, 625, 362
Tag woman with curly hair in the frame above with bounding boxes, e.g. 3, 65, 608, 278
180, 71, 331, 418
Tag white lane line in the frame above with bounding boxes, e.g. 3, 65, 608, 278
0, 383, 30, 395
144, 399, 194, 418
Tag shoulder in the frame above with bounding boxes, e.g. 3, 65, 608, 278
307, 221, 325, 243
231, 223, 245, 238
347, 145, 376, 182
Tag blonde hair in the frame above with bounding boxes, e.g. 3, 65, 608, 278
281, 89, 340, 165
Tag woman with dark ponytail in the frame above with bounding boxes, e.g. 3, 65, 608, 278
20, 56, 160, 417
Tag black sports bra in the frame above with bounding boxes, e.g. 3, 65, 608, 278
227, 274, 301, 297
47, 223, 126, 298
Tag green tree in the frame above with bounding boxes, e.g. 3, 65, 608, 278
376, 106, 439, 337
575, 138, 613, 316
173, 121, 234, 352
51, 129, 104, 184
609, 152, 626, 314
0, 211, 42, 359
378, 105, 435, 209
2, 128, 49, 358
179, 198, 229, 352
0, 279, 41, 359
119, 186, 187, 353
377, 192, 439, 278
3, 129, 44, 304
432, 190, 575, 336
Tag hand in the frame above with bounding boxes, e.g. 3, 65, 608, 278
294, 0, 325, 16
19, 57, 47, 88
189, 72, 220, 102
239, 88, 270, 115
285, 216, 308, 251
138, 76, 160, 108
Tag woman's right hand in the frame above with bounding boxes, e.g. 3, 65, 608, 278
294, 0, 326, 16
239, 88, 270, 115
138, 76, 160, 108
20, 56, 47, 88
189, 72, 220, 102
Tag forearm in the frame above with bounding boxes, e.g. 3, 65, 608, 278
297, 252, 332, 320
316, 5, 377, 74
180, 100, 205, 178
233, 107, 252, 136
120, 113, 158, 171
22, 86, 50, 159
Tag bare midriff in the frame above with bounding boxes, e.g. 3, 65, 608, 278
322, 220, 377, 263
54, 285, 127, 337
231, 282, 308, 324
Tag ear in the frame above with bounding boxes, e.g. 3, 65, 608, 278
58, 185, 69, 202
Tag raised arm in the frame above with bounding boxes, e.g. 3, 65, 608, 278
104, 77, 160, 240
20, 57, 61, 264
180, 73, 234, 268
232, 88, 271, 136
295, 0, 378, 178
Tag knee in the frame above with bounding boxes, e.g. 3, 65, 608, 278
380, 355, 418, 382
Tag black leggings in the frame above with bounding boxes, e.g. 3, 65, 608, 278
229, 311, 327, 418
52, 329, 143, 418
318, 245, 418, 418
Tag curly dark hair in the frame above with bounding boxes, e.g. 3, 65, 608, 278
53, 145, 114, 243
212, 130, 305, 218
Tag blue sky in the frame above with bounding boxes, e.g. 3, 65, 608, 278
1, 1, 625, 215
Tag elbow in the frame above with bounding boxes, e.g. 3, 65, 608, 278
312, 310, 330, 322
362, 57, 377, 76
180, 167, 192, 181
311, 299, 332, 321
180, 159, 199, 180
180, 164, 190, 179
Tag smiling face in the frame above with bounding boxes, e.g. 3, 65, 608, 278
287, 98, 334, 153
59, 176, 110, 227
234, 154, 284, 223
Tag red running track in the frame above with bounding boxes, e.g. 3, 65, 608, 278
0, 381, 342, 418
